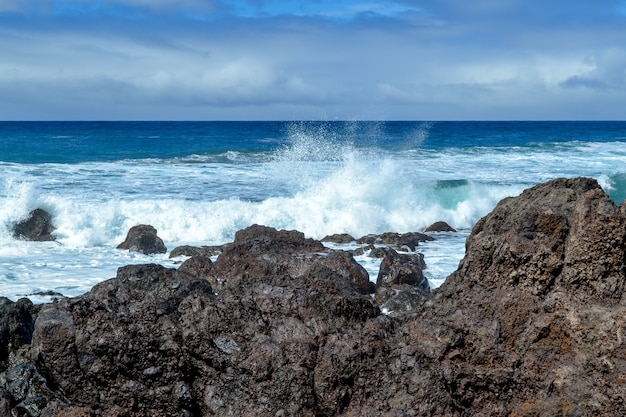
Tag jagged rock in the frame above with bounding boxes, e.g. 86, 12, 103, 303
175, 256, 214, 287
0, 298, 40, 371
376, 249, 428, 290
209, 224, 369, 294
422, 177, 626, 415
116, 224, 167, 255
12, 208, 56, 241
29, 254, 378, 415
424, 221, 457, 233
356, 231, 434, 251
374, 248, 429, 316
31, 264, 214, 417
321, 233, 355, 244
169, 245, 223, 259
10, 177, 626, 416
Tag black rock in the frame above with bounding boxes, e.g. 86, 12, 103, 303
12, 209, 56, 242
117, 224, 167, 255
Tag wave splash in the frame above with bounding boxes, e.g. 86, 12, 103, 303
0, 124, 528, 250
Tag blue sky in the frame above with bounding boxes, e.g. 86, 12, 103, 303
1, 0, 625, 120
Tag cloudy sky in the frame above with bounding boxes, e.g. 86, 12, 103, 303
1, 0, 625, 120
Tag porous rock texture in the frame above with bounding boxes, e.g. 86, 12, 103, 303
116, 224, 167, 255
3, 177, 626, 416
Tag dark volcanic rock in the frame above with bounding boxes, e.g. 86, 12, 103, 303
175, 256, 214, 286
356, 231, 433, 251
0, 298, 40, 371
0, 298, 50, 417
31, 264, 214, 417
209, 224, 370, 294
374, 249, 430, 317
376, 249, 428, 289
424, 221, 457, 233
12, 208, 56, 241
11, 177, 626, 416
169, 245, 223, 259
321, 233, 355, 244
116, 224, 167, 255
423, 177, 626, 416
30, 257, 378, 415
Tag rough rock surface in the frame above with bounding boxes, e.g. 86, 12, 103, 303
169, 245, 223, 259
29, 235, 379, 416
356, 231, 433, 251
0, 297, 40, 371
374, 248, 430, 317
5, 178, 626, 416
320, 233, 356, 244
418, 176, 626, 416
0, 298, 46, 416
424, 220, 457, 233
208, 224, 370, 294
12, 208, 56, 241
116, 224, 167, 255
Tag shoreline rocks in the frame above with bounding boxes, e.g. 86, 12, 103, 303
12, 208, 56, 242
4, 177, 626, 415
116, 224, 167, 255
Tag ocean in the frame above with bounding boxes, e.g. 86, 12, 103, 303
1, 121, 625, 303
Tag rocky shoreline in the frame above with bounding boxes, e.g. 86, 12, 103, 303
3, 177, 626, 416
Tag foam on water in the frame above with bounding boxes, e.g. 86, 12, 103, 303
3, 122, 626, 302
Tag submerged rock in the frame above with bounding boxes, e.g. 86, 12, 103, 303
116, 224, 167, 255
12, 208, 56, 241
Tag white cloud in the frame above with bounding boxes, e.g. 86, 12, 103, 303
1, 0, 626, 119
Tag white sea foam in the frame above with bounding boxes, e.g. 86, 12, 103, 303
3, 128, 626, 302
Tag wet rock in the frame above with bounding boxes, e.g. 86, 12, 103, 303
356, 231, 434, 251
116, 224, 167, 255
351, 244, 374, 256
321, 233, 355, 244
12, 208, 56, 241
0, 363, 57, 417
376, 249, 428, 290
374, 248, 429, 316
375, 284, 428, 317
424, 221, 457, 233
169, 245, 223, 259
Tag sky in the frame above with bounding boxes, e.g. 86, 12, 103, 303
0, 0, 625, 120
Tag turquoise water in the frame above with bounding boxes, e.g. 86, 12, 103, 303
1, 121, 625, 301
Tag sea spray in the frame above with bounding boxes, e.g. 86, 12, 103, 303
2, 121, 626, 302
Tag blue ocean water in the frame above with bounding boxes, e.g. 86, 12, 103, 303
1, 121, 626, 302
